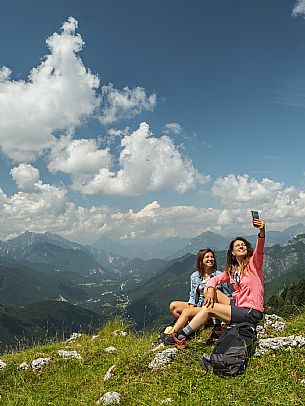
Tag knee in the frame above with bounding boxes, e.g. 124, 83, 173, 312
170, 301, 177, 311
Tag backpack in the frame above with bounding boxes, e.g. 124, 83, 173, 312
198, 322, 257, 376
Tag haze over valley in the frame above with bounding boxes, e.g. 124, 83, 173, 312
1, 223, 305, 350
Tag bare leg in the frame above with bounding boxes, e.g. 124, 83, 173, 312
169, 301, 189, 319
189, 303, 232, 332
170, 306, 202, 333
209, 288, 231, 305
186, 289, 232, 333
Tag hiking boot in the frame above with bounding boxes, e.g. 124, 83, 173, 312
173, 334, 187, 349
152, 337, 163, 346
160, 331, 176, 345
161, 331, 187, 349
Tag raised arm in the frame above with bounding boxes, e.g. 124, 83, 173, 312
252, 218, 265, 271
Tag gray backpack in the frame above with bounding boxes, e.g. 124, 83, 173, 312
198, 322, 257, 376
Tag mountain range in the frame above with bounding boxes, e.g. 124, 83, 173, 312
1, 225, 305, 347
92, 223, 305, 259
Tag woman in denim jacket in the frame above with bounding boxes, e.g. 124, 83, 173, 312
164, 218, 265, 348
166, 248, 233, 335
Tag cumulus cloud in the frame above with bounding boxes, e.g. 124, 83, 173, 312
0, 176, 70, 240
0, 17, 100, 161
50, 122, 209, 196
48, 133, 112, 175
0, 17, 156, 163
100, 84, 157, 124
292, 0, 305, 17
0, 181, 223, 243
212, 174, 284, 205
10, 164, 40, 191
3, 170, 305, 243
210, 174, 305, 231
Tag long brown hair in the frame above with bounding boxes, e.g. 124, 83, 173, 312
196, 248, 217, 275
225, 237, 253, 274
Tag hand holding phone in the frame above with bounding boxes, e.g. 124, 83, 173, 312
251, 210, 259, 220
251, 210, 260, 228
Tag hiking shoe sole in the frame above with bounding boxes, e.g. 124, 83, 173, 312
160, 332, 176, 345
173, 336, 186, 349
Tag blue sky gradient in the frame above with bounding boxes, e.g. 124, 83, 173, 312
1, 1, 305, 243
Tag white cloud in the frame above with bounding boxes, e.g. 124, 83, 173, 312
164, 123, 183, 135
56, 122, 209, 196
0, 16, 160, 167
48, 133, 112, 175
0, 169, 220, 242
0, 177, 70, 239
100, 84, 157, 124
10, 164, 40, 191
210, 174, 305, 231
212, 174, 284, 205
107, 127, 130, 138
0, 17, 100, 161
3, 171, 305, 243
292, 0, 305, 17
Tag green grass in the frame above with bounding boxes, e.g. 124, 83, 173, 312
0, 316, 304, 405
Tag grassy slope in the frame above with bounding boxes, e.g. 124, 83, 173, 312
0, 315, 304, 406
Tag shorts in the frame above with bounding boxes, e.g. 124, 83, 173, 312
230, 302, 263, 326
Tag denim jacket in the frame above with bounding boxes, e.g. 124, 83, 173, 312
188, 270, 234, 307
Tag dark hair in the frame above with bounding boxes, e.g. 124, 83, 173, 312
225, 237, 253, 273
196, 248, 217, 274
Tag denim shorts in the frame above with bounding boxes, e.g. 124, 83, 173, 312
230, 301, 263, 326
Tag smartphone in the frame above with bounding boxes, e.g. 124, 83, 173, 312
251, 210, 259, 220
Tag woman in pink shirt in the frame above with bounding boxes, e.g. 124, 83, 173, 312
163, 218, 265, 348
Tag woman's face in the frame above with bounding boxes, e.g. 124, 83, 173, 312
232, 240, 248, 259
202, 252, 215, 269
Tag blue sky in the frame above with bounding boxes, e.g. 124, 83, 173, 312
1, 0, 305, 243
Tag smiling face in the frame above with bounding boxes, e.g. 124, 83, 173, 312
202, 251, 215, 269
232, 239, 248, 260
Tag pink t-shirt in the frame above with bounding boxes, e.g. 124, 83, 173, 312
207, 236, 265, 313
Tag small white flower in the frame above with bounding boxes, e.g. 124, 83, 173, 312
105, 346, 117, 353
0, 360, 7, 370
66, 333, 82, 342
161, 398, 173, 404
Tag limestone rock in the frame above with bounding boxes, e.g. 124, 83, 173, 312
255, 335, 305, 356
57, 350, 82, 360
31, 357, 51, 371
19, 362, 30, 370
97, 391, 120, 405
148, 348, 178, 370
103, 364, 116, 382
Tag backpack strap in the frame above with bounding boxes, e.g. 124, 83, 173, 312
195, 353, 212, 372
